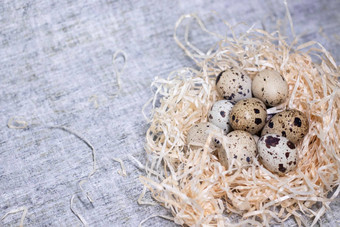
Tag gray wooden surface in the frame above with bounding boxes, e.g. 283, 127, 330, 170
0, 0, 339, 226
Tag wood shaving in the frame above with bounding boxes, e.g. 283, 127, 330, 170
137, 185, 158, 206
141, 13, 340, 226
70, 195, 89, 227
1, 206, 28, 227
112, 157, 127, 177
128, 155, 146, 171
7, 117, 28, 129
111, 50, 127, 97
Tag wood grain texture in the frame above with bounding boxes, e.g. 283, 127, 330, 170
0, 0, 339, 226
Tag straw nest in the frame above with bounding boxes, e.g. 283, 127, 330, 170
141, 14, 340, 226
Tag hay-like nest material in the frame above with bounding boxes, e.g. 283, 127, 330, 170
141, 14, 340, 226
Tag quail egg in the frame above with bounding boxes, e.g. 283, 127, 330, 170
261, 109, 309, 144
217, 130, 257, 168
252, 69, 288, 107
258, 134, 298, 175
216, 68, 252, 102
208, 100, 234, 134
229, 98, 267, 134
186, 122, 223, 150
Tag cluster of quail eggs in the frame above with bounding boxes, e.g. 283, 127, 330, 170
186, 68, 309, 175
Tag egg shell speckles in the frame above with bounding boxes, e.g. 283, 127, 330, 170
216, 68, 252, 102
229, 98, 267, 134
261, 109, 309, 144
186, 122, 223, 150
258, 134, 298, 175
218, 130, 257, 168
252, 69, 288, 107
208, 100, 234, 134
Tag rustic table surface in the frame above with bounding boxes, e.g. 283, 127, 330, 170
1, 0, 339, 226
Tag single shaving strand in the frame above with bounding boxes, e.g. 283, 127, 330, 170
112, 50, 127, 96
128, 155, 145, 171
48, 126, 97, 178
2, 206, 28, 227
283, 0, 295, 38
70, 195, 89, 227
112, 158, 127, 176
141, 13, 340, 227
7, 117, 28, 129
138, 185, 158, 206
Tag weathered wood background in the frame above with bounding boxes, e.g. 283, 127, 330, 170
0, 0, 339, 226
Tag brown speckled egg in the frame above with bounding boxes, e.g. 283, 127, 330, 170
216, 68, 252, 102
261, 109, 309, 144
208, 100, 234, 134
186, 122, 223, 150
252, 69, 288, 107
258, 134, 298, 175
229, 98, 267, 134
218, 130, 257, 168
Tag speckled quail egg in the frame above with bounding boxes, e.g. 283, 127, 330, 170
258, 134, 298, 175
229, 98, 267, 134
252, 69, 288, 107
261, 109, 309, 144
186, 122, 223, 150
216, 68, 252, 102
208, 100, 234, 134
217, 130, 257, 168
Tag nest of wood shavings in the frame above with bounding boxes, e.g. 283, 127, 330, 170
141, 14, 340, 226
